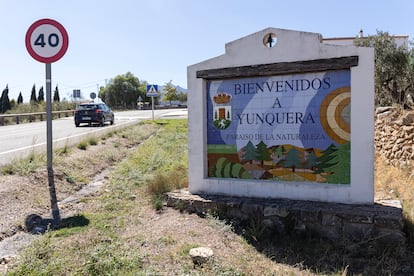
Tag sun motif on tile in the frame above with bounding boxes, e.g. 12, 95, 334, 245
320, 86, 351, 144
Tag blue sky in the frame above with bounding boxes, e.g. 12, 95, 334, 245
0, 0, 413, 101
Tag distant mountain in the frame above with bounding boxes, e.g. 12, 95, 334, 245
157, 83, 188, 106
159, 84, 187, 94
174, 85, 187, 94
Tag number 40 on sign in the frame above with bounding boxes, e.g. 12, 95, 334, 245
25, 18, 69, 64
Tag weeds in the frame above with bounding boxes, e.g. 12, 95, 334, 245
83, 242, 143, 275
375, 154, 414, 244
88, 136, 98, 146
77, 140, 88, 150
146, 166, 187, 210
206, 212, 234, 233
8, 235, 58, 275
148, 173, 175, 195
104, 131, 113, 139
56, 143, 70, 155
0, 151, 41, 176
244, 215, 270, 243
179, 242, 200, 257
152, 194, 165, 211
108, 120, 188, 210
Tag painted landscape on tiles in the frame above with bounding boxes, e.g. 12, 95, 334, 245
206, 70, 351, 184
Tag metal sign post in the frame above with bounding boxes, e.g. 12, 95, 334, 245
151, 96, 155, 120
46, 63, 60, 222
137, 95, 143, 110
146, 84, 159, 120
26, 18, 69, 225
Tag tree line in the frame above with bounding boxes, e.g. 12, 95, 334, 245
0, 84, 61, 113
98, 72, 187, 109
1, 71, 187, 114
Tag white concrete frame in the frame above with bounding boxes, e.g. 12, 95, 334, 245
187, 27, 374, 204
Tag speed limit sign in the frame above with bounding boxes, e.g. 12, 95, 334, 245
25, 18, 69, 63
25, 18, 70, 223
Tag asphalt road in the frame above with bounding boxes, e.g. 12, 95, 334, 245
0, 109, 187, 166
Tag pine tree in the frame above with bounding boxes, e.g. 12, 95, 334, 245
283, 147, 302, 172
256, 141, 271, 165
313, 144, 338, 174
326, 142, 351, 184
53, 85, 60, 102
304, 150, 318, 170
271, 145, 286, 165
17, 92, 23, 104
1, 85, 11, 113
30, 84, 37, 103
241, 141, 259, 164
38, 86, 44, 102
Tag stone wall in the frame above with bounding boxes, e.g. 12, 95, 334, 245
167, 190, 405, 245
375, 107, 414, 170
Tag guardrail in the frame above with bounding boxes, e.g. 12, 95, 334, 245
0, 110, 74, 126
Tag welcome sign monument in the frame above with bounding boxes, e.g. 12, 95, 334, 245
187, 28, 374, 204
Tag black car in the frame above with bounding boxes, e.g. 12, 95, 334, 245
74, 103, 114, 127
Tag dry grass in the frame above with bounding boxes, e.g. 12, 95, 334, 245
375, 154, 414, 201
375, 154, 414, 243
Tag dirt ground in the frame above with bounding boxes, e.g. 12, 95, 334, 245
0, 131, 139, 272
0, 143, 115, 239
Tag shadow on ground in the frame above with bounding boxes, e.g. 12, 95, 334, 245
25, 213, 89, 234
231, 219, 414, 275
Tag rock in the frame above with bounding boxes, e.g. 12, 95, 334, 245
189, 247, 214, 265
264, 206, 289, 217
0, 255, 16, 264
24, 214, 51, 234
376, 106, 393, 114
402, 111, 414, 125
24, 214, 42, 232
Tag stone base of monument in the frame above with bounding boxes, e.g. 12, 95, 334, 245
166, 189, 405, 246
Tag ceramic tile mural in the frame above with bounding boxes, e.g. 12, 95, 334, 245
206, 70, 351, 184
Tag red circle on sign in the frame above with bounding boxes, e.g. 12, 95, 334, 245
25, 18, 69, 63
